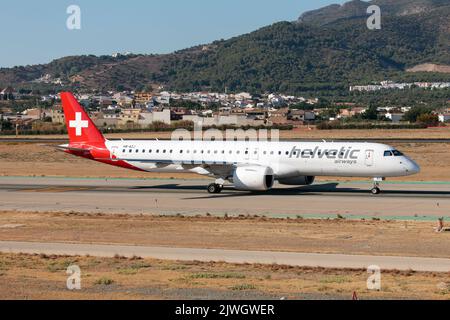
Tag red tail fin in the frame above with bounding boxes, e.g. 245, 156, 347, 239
60, 92, 105, 146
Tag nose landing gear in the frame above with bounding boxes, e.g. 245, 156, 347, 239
371, 177, 384, 195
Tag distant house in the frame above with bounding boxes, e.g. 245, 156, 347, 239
119, 109, 141, 126
385, 112, 405, 123
50, 106, 65, 124
288, 110, 315, 122
113, 93, 134, 107
92, 110, 118, 128
269, 108, 289, 124
0, 87, 15, 100
438, 113, 450, 123
338, 107, 366, 118
139, 109, 171, 126
133, 92, 153, 106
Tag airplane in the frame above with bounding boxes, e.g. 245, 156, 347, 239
58, 92, 420, 195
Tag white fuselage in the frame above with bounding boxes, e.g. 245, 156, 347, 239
104, 140, 420, 179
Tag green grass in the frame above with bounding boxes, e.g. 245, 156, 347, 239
46, 259, 77, 273
229, 284, 256, 291
320, 276, 351, 284
94, 277, 114, 285
116, 268, 138, 275
189, 272, 246, 279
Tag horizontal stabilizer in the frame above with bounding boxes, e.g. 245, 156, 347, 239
53, 144, 91, 153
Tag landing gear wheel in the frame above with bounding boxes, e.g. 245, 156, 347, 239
371, 187, 381, 195
207, 183, 222, 194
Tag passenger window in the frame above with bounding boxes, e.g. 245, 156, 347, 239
142, 149, 145, 153
278, 151, 281, 155
285, 151, 289, 155
180, 150, 183, 153
122, 149, 125, 153
163, 150, 166, 153
129, 150, 132, 153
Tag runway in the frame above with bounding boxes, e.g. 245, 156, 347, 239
0, 176, 449, 219
1, 240, 449, 272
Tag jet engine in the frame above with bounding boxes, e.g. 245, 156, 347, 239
278, 176, 315, 186
232, 166, 274, 191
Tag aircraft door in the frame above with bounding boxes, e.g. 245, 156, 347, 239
365, 149, 374, 166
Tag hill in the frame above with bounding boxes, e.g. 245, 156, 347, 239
0, 0, 449, 96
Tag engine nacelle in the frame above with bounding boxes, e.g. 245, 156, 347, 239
233, 166, 274, 191
278, 176, 315, 186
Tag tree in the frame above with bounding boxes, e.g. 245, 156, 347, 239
416, 113, 439, 127
403, 106, 433, 123
361, 105, 378, 120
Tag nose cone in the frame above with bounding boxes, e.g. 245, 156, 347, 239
405, 159, 420, 175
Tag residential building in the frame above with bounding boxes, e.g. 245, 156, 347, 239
385, 112, 405, 123
288, 110, 316, 122
438, 113, 450, 123
134, 92, 153, 106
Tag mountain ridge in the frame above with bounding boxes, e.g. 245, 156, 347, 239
1, 0, 449, 95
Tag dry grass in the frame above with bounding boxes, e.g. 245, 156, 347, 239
1, 125, 449, 140
0, 211, 449, 258
0, 252, 449, 300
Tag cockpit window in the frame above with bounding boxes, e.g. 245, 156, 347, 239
384, 151, 393, 157
392, 150, 404, 156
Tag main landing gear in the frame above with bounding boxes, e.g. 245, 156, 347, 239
207, 183, 223, 194
207, 178, 225, 194
371, 177, 384, 195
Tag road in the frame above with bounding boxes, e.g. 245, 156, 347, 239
0, 177, 449, 219
1, 240, 449, 272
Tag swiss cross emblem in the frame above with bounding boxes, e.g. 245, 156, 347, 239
69, 112, 88, 136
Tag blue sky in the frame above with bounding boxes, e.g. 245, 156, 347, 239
0, 0, 346, 68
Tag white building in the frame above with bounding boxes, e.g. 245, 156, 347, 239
138, 109, 171, 126
438, 114, 450, 123
385, 113, 404, 123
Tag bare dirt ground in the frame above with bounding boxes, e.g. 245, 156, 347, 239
1, 125, 449, 140
0, 252, 449, 300
0, 141, 449, 181
0, 212, 449, 259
